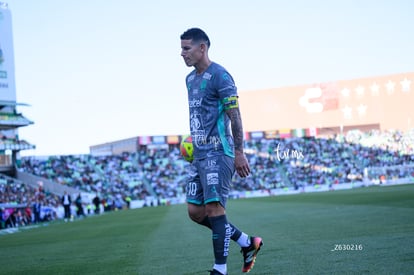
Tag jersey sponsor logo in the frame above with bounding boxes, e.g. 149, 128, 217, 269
189, 98, 202, 108
191, 133, 223, 148
208, 136, 222, 146
207, 159, 217, 168
188, 75, 195, 82
193, 134, 206, 147
207, 173, 219, 185
203, 72, 212, 80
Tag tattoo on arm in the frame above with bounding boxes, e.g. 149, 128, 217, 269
226, 108, 244, 152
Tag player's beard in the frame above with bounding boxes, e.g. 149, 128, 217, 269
184, 58, 194, 67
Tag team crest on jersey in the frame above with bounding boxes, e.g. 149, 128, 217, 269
190, 113, 202, 129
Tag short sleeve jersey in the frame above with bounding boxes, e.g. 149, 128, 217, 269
185, 62, 237, 160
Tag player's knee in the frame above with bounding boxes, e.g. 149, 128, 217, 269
205, 202, 225, 217
188, 212, 203, 223
187, 204, 205, 223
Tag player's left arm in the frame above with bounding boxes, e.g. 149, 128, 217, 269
224, 96, 251, 178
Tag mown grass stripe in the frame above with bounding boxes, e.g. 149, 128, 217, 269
0, 184, 413, 274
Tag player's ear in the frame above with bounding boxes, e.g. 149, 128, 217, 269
200, 42, 207, 53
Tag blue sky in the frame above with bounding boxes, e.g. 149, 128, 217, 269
6, 0, 414, 156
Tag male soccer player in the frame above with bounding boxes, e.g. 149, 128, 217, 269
180, 28, 263, 275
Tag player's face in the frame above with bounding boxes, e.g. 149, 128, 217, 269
181, 39, 203, 67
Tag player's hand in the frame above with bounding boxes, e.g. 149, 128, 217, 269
235, 150, 250, 178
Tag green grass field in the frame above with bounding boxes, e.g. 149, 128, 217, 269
1, 184, 414, 275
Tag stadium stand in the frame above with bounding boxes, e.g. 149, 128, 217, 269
1, 137, 413, 223
1, 128, 414, 230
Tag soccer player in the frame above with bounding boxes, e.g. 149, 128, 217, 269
180, 28, 263, 275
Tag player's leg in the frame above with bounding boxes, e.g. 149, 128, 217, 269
204, 202, 229, 275
187, 203, 210, 227
203, 155, 262, 274
186, 161, 207, 224
185, 160, 227, 274
187, 157, 262, 274
186, 164, 236, 271
188, 203, 250, 246
201, 155, 238, 275
186, 160, 238, 234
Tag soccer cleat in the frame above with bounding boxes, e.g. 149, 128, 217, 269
208, 269, 227, 275
241, 236, 263, 273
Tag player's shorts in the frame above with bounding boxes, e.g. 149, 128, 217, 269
186, 154, 234, 208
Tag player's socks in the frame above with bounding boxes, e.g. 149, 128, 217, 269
200, 216, 243, 242
213, 264, 227, 275
229, 222, 242, 243
209, 215, 230, 265
199, 216, 212, 228
236, 232, 250, 247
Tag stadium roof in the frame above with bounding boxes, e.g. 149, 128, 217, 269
0, 100, 30, 107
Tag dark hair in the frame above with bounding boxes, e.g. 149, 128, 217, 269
180, 28, 210, 48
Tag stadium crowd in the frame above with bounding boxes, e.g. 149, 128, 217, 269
235, 129, 414, 190
0, 175, 60, 229
1, 129, 414, 228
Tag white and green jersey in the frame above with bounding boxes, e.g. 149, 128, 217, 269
185, 62, 237, 160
